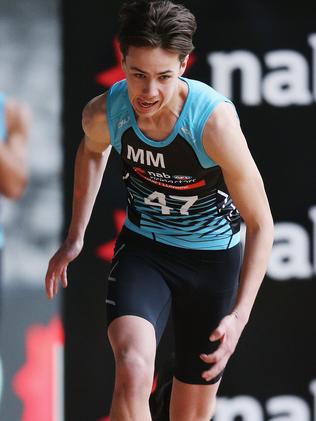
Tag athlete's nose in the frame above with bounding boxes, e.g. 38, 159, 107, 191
142, 80, 159, 97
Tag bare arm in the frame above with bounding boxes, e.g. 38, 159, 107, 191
204, 103, 274, 324
200, 102, 274, 381
45, 93, 111, 299
0, 100, 30, 198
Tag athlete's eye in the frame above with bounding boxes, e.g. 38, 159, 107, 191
159, 75, 171, 80
134, 73, 146, 79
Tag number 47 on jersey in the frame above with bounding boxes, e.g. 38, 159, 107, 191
144, 191, 198, 215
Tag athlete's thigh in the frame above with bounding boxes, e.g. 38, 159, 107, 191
106, 238, 172, 344
172, 244, 242, 385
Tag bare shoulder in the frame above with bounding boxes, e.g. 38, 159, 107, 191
204, 101, 240, 135
82, 92, 108, 131
82, 92, 110, 152
202, 101, 254, 174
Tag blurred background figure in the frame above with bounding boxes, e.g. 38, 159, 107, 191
0, 93, 30, 307
0, 2, 62, 419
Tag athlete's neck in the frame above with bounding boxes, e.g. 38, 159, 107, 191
136, 79, 188, 135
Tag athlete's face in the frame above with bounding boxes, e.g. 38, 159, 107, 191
122, 46, 188, 117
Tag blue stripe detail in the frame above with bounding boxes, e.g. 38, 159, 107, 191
125, 218, 239, 250
126, 175, 239, 249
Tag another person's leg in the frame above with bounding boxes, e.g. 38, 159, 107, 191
106, 236, 171, 421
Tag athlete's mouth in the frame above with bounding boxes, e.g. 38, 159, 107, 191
137, 98, 159, 109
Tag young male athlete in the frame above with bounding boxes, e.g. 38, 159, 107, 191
45, 1, 274, 420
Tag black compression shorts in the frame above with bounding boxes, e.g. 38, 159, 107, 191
106, 227, 241, 385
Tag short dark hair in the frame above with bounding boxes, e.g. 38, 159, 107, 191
118, 0, 197, 63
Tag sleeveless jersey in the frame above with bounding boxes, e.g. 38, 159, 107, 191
0, 93, 7, 248
106, 77, 240, 250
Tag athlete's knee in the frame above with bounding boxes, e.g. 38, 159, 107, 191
114, 347, 154, 396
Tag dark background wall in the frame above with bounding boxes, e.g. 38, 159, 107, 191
62, 1, 316, 420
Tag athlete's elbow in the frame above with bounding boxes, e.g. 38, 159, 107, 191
245, 213, 274, 243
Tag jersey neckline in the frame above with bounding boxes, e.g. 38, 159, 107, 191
126, 76, 191, 148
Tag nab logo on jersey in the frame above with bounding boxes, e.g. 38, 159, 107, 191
127, 145, 166, 168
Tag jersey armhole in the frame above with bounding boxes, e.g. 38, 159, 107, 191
105, 83, 130, 154
196, 98, 238, 167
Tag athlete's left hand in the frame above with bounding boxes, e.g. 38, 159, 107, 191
200, 312, 246, 382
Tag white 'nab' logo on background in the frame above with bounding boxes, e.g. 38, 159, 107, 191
208, 33, 316, 106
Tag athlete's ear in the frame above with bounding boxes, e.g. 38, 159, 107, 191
121, 58, 127, 73
179, 55, 189, 76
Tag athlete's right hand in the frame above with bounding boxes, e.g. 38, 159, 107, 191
45, 238, 83, 300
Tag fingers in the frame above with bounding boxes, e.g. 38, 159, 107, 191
200, 346, 228, 382
45, 262, 68, 300
200, 317, 232, 381
61, 266, 68, 288
210, 325, 225, 342
53, 273, 59, 297
201, 357, 227, 382
200, 348, 225, 364
45, 270, 55, 300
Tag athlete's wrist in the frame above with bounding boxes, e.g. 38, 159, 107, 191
231, 307, 249, 326
66, 231, 84, 248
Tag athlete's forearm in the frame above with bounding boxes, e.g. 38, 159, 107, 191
67, 139, 111, 243
0, 101, 30, 197
232, 220, 274, 325
0, 141, 27, 198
